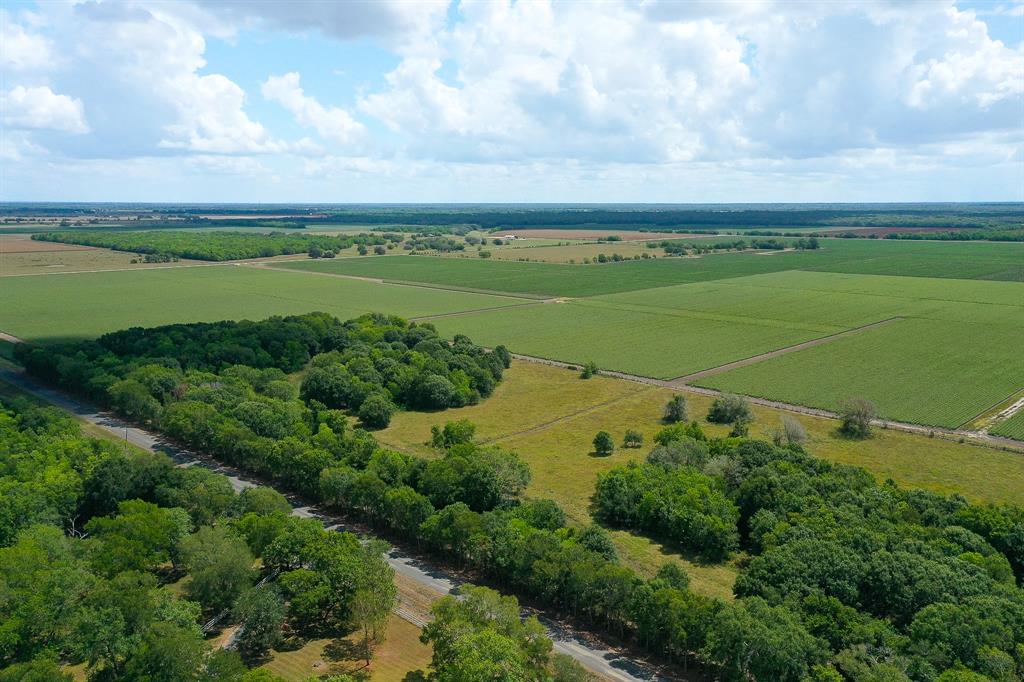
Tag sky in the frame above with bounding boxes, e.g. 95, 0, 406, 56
0, 0, 1022, 203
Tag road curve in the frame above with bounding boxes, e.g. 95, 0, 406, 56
0, 367, 669, 682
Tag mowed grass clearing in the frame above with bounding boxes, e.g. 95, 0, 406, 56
0, 265, 529, 342
376, 362, 1024, 599
259, 614, 431, 681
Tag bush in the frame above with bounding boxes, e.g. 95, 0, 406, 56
707, 394, 752, 424
593, 430, 615, 456
580, 360, 599, 379
663, 394, 687, 423
771, 416, 807, 447
623, 429, 644, 448
838, 398, 875, 438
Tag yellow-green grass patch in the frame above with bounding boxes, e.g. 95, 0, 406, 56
259, 614, 430, 682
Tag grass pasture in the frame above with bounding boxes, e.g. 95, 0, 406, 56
0, 265, 528, 342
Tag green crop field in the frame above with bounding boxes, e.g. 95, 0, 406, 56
992, 411, 1024, 441
277, 239, 1024, 298
697, 318, 1024, 428
431, 299, 835, 379
0, 265, 527, 342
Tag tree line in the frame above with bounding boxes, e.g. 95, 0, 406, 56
31, 231, 405, 261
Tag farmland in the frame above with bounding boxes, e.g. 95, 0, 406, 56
430, 300, 835, 378
992, 410, 1024, 441
697, 318, 1023, 427
278, 238, 1024, 292
4, 233, 1022, 433
0, 265, 527, 341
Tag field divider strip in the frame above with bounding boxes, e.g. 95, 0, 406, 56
669, 316, 905, 384
244, 262, 551, 301
410, 299, 559, 322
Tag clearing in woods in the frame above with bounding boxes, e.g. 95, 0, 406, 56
376, 362, 1024, 600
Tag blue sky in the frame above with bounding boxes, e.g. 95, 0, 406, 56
1, 0, 1021, 202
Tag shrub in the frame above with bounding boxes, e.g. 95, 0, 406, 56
838, 398, 875, 438
663, 394, 687, 423
593, 430, 615, 456
580, 360, 599, 379
707, 394, 752, 424
623, 429, 644, 448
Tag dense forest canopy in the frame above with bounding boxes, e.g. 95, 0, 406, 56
7, 203, 1022, 234
0, 396, 396, 681
18, 312, 510, 431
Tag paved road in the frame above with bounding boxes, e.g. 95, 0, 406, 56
0, 368, 668, 682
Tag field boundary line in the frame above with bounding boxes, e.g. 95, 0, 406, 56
410, 299, 558, 322
244, 262, 552, 301
669, 316, 905, 383
505, 353, 1024, 453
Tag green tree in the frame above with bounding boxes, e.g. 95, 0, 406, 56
180, 526, 256, 612
593, 431, 615, 456
108, 378, 162, 422
839, 397, 876, 438
580, 361, 599, 379
232, 586, 285, 655
350, 541, 397, 665
358, 392, 396, 429
123, 622, 208, 682
707, 394, 752, 425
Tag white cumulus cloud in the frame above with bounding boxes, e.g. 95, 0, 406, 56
261, 72, 368, 147
1, 85, 89, 133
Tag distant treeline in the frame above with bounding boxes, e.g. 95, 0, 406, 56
231, 207, 1023, 231
885, 229, 1024, 242
32, 230, 403, 261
